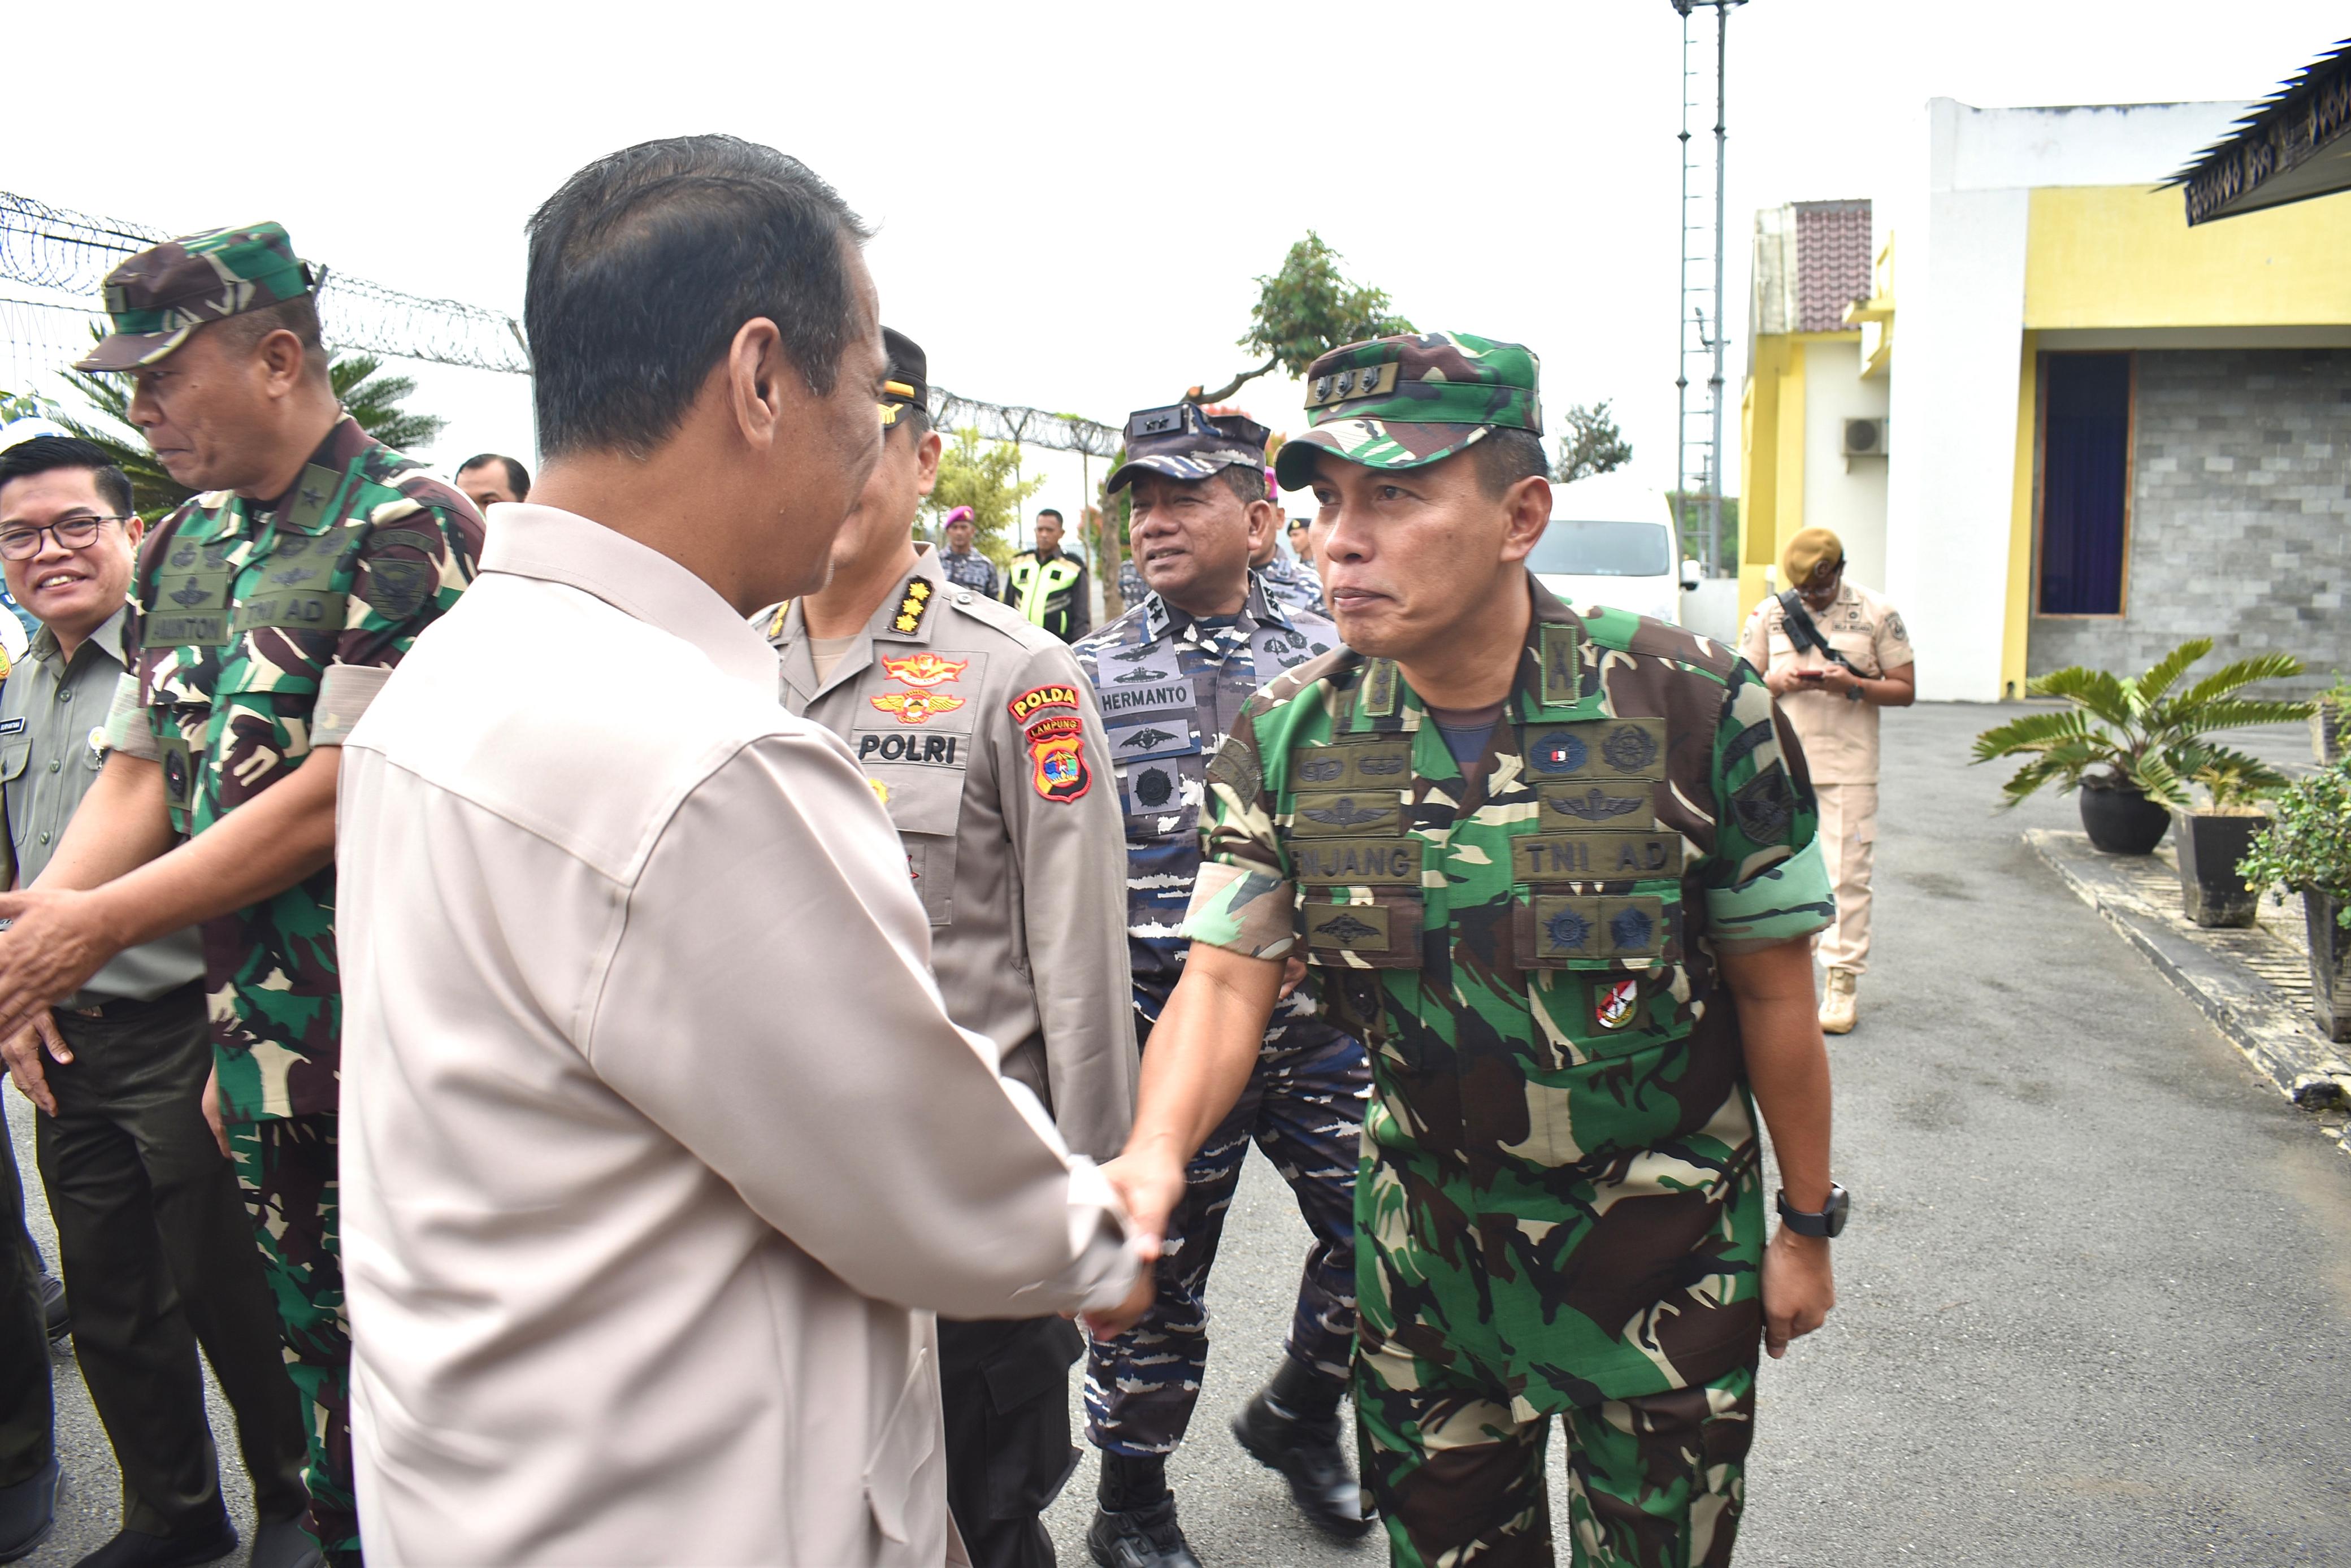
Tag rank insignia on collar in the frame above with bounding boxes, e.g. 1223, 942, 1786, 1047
1023, 713, 1092, 803
1539, 622, 1584, 707
889, 578, 936, 635
869, 689, 966, 725
880, 651, 966, 688
1594, 976, 1639, 1031
1361, 658, 1398, 718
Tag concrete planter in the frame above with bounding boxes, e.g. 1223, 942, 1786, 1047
2175, 813, 2263, 928
2309, 891, 2351, 1044
2315, 700, 2346, 766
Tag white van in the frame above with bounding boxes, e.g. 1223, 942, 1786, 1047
1528, 475, 1701, 626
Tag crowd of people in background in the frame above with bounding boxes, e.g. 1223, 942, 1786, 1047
0, 132, 1854, 1568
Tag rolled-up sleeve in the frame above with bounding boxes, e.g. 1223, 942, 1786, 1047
1702, 670, 1834, 952
587, 726, 1138, 1318
1178, 720, 1299, 960
102, 670, 158, 760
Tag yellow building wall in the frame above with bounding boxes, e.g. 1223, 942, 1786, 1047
1737, 335, 1809, 627
2025, 185, 2351, 328
2001, 331, 2039, 700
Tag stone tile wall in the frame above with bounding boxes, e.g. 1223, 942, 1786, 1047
2028, 348, 2350, 695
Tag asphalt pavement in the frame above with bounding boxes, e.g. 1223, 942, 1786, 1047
8, 704, 2349, 1566
1044, 703, 2351, 1566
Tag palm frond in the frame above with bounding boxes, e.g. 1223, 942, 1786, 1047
1970, 708, 2092, 762
2028, 667, 2135, 728
2174, 696, 2318, 734
2172, 654, 2306, 714
2135, 638, 2213, 704
2131, 750, 2192, 809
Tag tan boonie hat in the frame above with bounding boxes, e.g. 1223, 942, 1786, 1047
74, 221, 320, 373
1782, 527, 1844, 589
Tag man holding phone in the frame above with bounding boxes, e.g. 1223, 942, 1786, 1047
1740, 527, 1915, 1034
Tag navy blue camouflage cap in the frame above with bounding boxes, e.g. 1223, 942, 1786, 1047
1107, 402, 1270, 493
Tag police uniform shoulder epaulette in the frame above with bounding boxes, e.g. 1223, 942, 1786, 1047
944, 584, 1056, 648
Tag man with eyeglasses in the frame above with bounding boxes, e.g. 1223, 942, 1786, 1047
0, 221, 484, 1567
0, 435, 311, 1568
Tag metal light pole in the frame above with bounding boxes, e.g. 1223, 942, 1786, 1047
1671, 0, 1743, 576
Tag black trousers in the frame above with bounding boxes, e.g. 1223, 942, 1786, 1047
0, 1108, 50, 1490
940, 1315, 1083, 1568
37, 988, 309, 1538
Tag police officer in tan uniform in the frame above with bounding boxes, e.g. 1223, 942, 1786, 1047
757, 329, 1137, 1568
1740, 525, 1915, 1034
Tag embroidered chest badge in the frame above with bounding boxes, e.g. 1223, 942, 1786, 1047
1595, 976, 1640, 1031
869, 689, 966, 725
879, 652, 966, 688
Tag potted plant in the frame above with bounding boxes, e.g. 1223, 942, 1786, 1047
1972, 639, 2310, 855
2173, 754, 2280, 928
2237, 762, 2351, 1043
2313, 674, 2350, 766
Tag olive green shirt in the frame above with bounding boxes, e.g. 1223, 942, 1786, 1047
0, 608, 203, 1006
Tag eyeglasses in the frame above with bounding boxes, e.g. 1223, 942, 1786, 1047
0, 515, 126, 561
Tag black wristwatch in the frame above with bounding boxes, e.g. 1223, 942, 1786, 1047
1776, 1184, 1849, 1239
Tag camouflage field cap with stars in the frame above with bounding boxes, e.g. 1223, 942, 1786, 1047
1273, 330, 1542, 492
75, 221, 322, 373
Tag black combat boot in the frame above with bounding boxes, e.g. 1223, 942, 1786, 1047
1088, 1453, 1201, 1568
1230, 1357, 1373, 1538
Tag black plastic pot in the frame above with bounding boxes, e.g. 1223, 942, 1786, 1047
2175, 813, 2262, 927
2308, 891, 2351, 1044
2079, 782, 2170, 855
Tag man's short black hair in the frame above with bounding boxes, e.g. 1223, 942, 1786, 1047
458, 453, 532, 497
1036, 508, 1064, 524
1218, 464, 1270, 507
1469, 428, 1550, 498
526, 135, 873, 460
892, 405, 932, 444
0, 437, 134, 518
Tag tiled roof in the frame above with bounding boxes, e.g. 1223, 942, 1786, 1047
1793, 200, 1872, 332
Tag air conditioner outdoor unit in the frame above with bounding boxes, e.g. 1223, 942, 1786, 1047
1842, 418, 1888, 458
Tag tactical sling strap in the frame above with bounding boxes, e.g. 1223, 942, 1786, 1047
1775, 590, 1864, 702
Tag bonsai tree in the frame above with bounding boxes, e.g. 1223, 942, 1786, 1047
1971, 638, 2309, 808
2237, 761, 2351, 930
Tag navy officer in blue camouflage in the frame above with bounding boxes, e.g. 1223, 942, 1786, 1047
1073, 402, 1369, 1567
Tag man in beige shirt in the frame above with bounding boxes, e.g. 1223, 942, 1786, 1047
334, 136, 1143, 1567
1740, 526, 1916, 1033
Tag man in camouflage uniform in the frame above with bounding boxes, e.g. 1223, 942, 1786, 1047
1073, 401, 1369, 1567
1098, 334, 1844, 1567
758, 329, 1136, 1568
0, 224, 485, 1567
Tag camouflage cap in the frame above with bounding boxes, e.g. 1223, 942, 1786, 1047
73, 221, 319, 373
1273, 331, 1542, 492
1107, 402, 1270, 493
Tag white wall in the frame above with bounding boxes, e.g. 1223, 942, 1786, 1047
1881, 97, 2246, 701
1800, 338, 1893, 593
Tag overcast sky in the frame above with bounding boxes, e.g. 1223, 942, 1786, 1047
10, 1, 2341, 543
